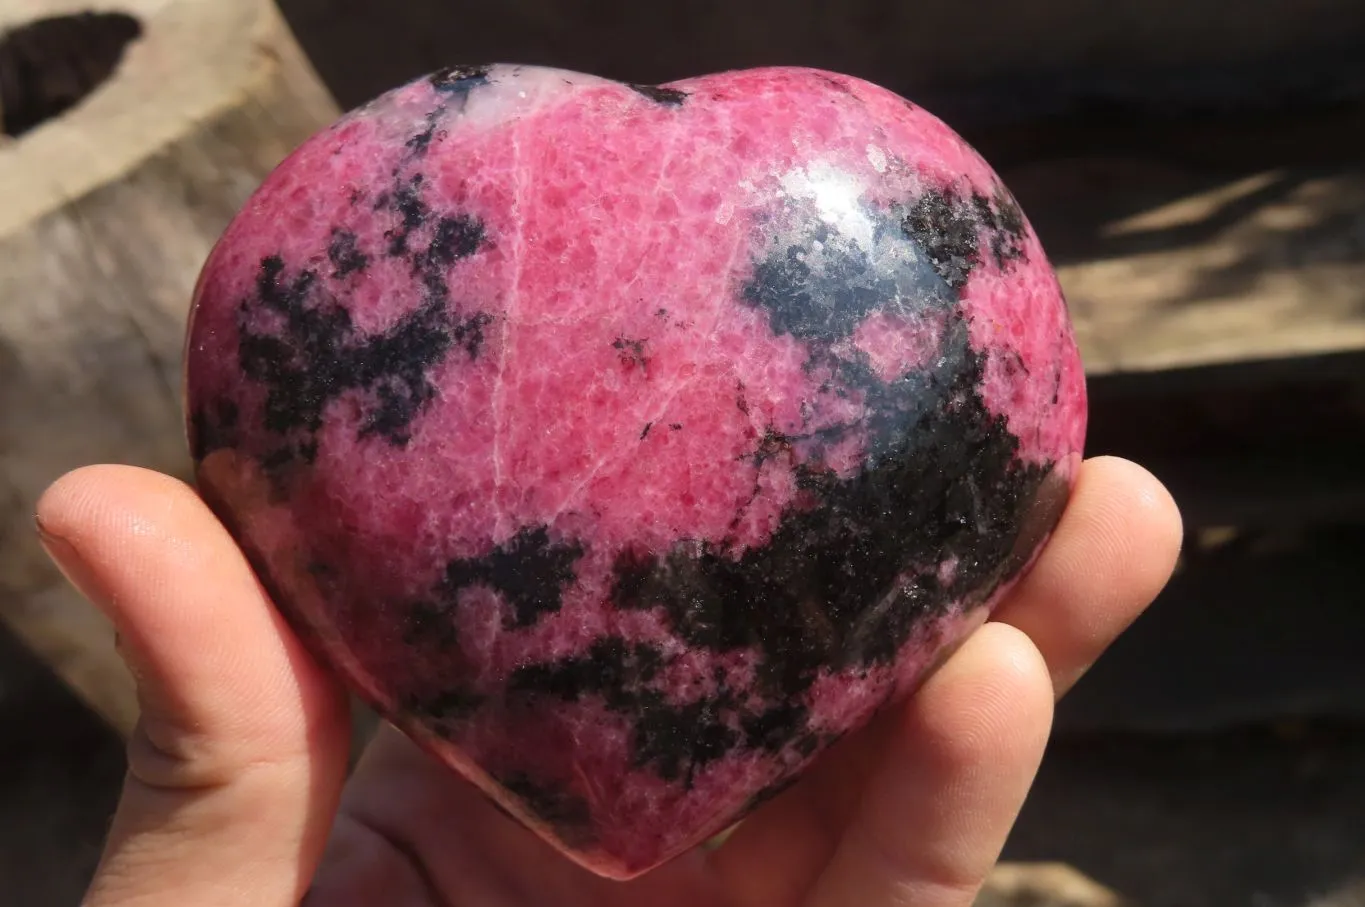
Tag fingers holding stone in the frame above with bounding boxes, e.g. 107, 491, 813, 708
36, 465, 351, 905
713, 455, 1179, 904
316, 726, 717, 907
802, 622, 1053, 907
991, 455, 1183, 697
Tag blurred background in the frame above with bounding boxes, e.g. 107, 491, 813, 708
1, 0, 1363, 903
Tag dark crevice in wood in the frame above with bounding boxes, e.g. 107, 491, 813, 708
0, 11, 143, 138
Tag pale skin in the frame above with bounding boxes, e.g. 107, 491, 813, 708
36, 455, 1181, 907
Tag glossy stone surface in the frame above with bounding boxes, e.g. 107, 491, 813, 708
183, 64, 1087, 879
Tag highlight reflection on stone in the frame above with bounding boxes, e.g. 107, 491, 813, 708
183, 64, 1088, 879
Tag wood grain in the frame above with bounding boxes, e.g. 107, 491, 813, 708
1036, 165, 1365, 374
0, 0, 339, 735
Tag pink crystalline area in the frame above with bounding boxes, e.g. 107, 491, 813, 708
184, 64, 1086, 878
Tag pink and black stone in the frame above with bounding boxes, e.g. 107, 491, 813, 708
183, 64, 1087, 878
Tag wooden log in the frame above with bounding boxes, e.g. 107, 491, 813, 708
0, 0, 339, 736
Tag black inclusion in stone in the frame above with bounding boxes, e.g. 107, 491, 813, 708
997, 191, 1026, 240
401, 687, 484, 735
511, 180, 1058, 786
743, 182, 1031, 346
188, 398, 239, 461
376, 177, 488, 314
898, 182, 1031, 288
233, 172, 491, 460
235, 253, 457, 461
740, 701, 809, 752
382, 176, 431, 257
975, 185, 1029, 267
499, 772, 595, 841
512, 637, 665, 708
450, 311, 493, 359
439, 526, 584, 629
632, 696, 739, 784
741, 206, 952, 343
609, 548, 656, 612
401, 599, 459, 649
619, 204, 1053, 710
612, 336, 649, 369
423, 214, 486, 269
405, 113, 440, 158
327, 228, 369, 277
899, 187, 982, 290
626, 82, 688, 106
429, 64, 491, 95
239, 256, 356, 437
411, 214, 486, 313
352, 297, 454, 444
608, 292, 1053, 709
993, 463, 1073, 589
510, 637, 754, 786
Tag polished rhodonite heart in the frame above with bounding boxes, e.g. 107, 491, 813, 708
183, 64, 1087, 879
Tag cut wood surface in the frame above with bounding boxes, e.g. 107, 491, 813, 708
0, 0, 339, 735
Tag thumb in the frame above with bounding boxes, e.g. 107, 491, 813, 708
35, 465, 351, 907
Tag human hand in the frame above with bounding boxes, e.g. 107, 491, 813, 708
37, 455, 1180, 907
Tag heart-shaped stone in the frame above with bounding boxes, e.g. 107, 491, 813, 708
183, 64, 1087, 879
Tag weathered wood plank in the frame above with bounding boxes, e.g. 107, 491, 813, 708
1058, 169, 1365, 374
0, 0, 339, 735
988, 120, 1365, 376
1083, 348, 1365, 528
